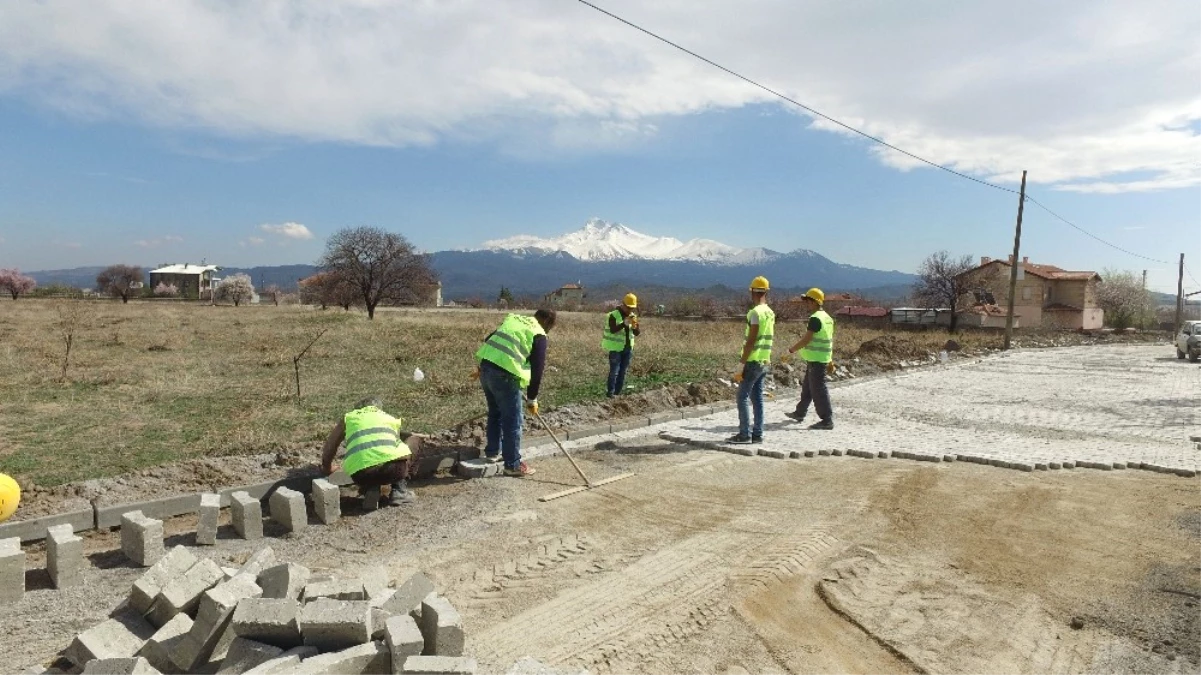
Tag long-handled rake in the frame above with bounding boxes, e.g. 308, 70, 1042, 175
532, 409, 635, 502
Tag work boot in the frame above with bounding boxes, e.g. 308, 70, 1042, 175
808, 419, 834, 431
784, 411, 805, 422
504, 462, 537, 477
751, 435, 763, 444
725, 434, 753, 444
385, 481, 416, 506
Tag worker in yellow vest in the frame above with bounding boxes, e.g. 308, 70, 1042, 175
603, 293, 641, 397
786, 288, 835, 430
476, 309, 557, 476
320, 396, 417, 507
728, 276, 775, 444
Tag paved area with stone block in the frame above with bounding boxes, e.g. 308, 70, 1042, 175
621, 345, 1201, 476
1, 536, 25, 604
196, 493, 221, 546
269, 487, 308, 533
120, 512, 164, 567
46, 523, 83, 588
230, 491, 264, 540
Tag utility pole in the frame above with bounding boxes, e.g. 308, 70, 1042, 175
1003, 170, 1027, 350
1142, 270, 1147, 290
1176, 253, 1185, 333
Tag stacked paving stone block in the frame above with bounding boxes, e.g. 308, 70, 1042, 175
120, 511, 164, 567
197, 493, 222, 546
46, 523, 83, 588
230, 491, 265, 540
269, 487, 308, 533
62, 554, 477, 675
1, 536, 26, 604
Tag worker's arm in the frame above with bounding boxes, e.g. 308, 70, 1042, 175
608, 314, 624, 334
789, 316, 823, 353
741, 324, 758, 363
525, 334, 549, 401
319, 419, 346, 476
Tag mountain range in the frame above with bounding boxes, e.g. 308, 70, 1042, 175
24, 218, 922, 300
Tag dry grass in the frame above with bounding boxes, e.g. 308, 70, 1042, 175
0, 299, 997, 486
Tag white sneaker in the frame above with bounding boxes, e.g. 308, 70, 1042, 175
483, 454, 502, 463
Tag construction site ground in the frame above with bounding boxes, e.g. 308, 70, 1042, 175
5, 343, 1200, 674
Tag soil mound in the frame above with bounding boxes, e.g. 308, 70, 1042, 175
854, 335, 930, 362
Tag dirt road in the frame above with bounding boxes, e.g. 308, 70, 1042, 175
5, 345, 1198, 673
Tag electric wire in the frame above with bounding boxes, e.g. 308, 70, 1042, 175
1022, 196, 1171, 264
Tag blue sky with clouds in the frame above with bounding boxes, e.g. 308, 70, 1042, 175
0, 1, 1198, 294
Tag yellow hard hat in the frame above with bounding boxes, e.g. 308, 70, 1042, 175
623, 293, 638, 308
0, 473, 20, 523
804, 287, 825, 304
749, 276, 770, 291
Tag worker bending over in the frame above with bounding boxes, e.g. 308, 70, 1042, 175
476, 309, 557, 476
603, 293, 641, 398
320, 396, 416, 508
786, 288, 835, 430
728, 276, 775, 445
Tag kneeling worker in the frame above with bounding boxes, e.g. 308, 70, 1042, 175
476, 309, 557, 476
320, 396, 416, 507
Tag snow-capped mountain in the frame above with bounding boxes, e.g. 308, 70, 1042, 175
478, 218, 779, 264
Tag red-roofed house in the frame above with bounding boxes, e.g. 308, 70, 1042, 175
543, 282, 585, 308
956, 256, 1103, 329
833, 305, 889, 328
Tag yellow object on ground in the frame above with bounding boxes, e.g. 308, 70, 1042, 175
0, 473, 20, 523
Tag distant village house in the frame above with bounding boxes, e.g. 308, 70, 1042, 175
149, 263, 221, 299
956, 256, 1103, 330
544, 282, 585, 308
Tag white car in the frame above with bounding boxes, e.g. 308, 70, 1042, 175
1177, 320, 1201, 362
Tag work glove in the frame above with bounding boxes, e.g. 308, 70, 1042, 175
470, 366, 480, 380
732, 371, 744, 384
826, 361, 836, 376
525, 399, 539, 415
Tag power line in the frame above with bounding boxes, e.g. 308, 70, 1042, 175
572, 0, 1018, 195
1185, 263, 1201, 290
1022, 196, 1171, 264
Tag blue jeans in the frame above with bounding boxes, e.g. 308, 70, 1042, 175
606, 348, 632, 396
736, 361, 768, 438
480, 361, 524, 469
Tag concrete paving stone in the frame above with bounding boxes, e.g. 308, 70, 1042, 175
230, 491, 265, 540
80, 657, 162, 675
401, 655, 477, 675
137, 612, 193, 673
362, 486, 381, 512
174, 574, 264, 671
788, 450, 802, 459
831, 449, 844, 457
129, 546, 199, 615
299, 598, 372, 651
311, 479, 341, 525
418, 595, 464, 656
727, 446, 756, 457
1015, 463, 1035, 472
941, 454, 955, 462
243, 646, 321, 675
456, 459, 502, 479
758, 449, 788, 459
296, 641, 389, 675
565, 425, 608, 441
146, 558, 224, 627
1062, 461, 1076, 469
1035, 463, 1049, 471
231, 598, 303, 649
361, 566, 391, 601
66, 608, 158, 667
817, 449, 830, 456
1048, 462, 1062, 470
1, 536, 26, 605
195, 492, 221, 546
608, 419, 645, 433
1190, 435, 1201, 443
0, 508, 95, 544
259, 563, 312, 601
119, 512, 164, 568
371, 606, 395, 641
238, 546, 278, 579
386, 615, 424, 672
1112, 462, 1127, 470
647, 411, 681, 425
382, 573, 435, 617
215, 637, 285, 675
46, 523, 83, 589
304, 578, 367, 602
1175, 468, 1197, 478
268, 487, 308, 532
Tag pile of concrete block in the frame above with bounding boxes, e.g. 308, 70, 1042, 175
59, 547, 476, 675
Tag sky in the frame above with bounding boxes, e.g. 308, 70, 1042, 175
0, 0, 1198, 294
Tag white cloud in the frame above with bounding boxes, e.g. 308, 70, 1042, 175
134, 235, 183, 248
259, 222, 313, 240
0, 1, 1197, 191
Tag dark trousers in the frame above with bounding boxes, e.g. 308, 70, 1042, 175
606, 348, 632, 395
795, 361, 833, 421
350, 457, 411, 487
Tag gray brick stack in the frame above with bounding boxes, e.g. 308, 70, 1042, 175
215, 638, 284, 675
120, 511, 164, 567
296, 641, 390, 674
269, 487, 307, 533
196, 493, 221, 546
46, 523, 83, 588
0, 536, 25, 604
231, 598, 304, 649
80, 656, 162, 675
146, 558, 225, 627
66, 608, 158, 667
303, 578, 366, 602
138, 613, 193, 672
230, 491, 264, 540
130, 546, 199, 615
311, 478, 341, 524
385, 615, 424, 672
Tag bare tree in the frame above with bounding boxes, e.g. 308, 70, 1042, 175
0, 268, 36, 299
912, 251, 976, 333
299, 271, 358, 310
317, 227, 439, 319
216, 274, 256, 307
1096, 268, 1154, 329
264, 284, 282, 306
96, 265, 144, 304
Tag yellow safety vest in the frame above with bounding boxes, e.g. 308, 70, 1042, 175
800, 310, 834, 364
745, 304, 775, 363
475, 313, 546, 388
341, 406, 410, 476
601, 309, 634, 352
